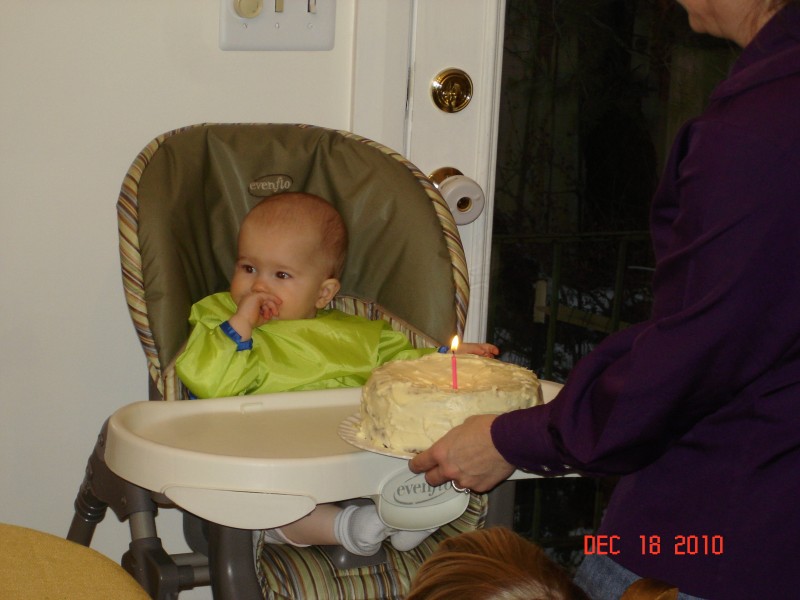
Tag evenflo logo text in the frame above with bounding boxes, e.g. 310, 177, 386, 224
248, 174, 293, 197
388, 477, 451, 506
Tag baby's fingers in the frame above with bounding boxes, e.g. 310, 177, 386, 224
260, 297, 281, 320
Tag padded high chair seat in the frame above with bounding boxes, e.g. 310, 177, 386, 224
69, 123, 505, 600
120, 123, 468, 402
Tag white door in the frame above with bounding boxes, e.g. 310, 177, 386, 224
352, 0, 506, 342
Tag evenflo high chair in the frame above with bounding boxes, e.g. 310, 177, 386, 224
67, 123, 552, 600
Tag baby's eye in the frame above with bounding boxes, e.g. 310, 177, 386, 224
239, 264, 256, 274
275, 271, 291, 279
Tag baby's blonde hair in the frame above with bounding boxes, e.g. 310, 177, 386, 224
243, 192, 348, 278
406, 528, 589, 600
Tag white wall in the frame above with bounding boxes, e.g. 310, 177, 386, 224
0, 1, 356, 597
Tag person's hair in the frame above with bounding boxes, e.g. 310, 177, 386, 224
243, 192, 348, 278
620, 578, 678, 600
406, 527, 589, 600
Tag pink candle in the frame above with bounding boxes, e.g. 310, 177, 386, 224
450, 335, 459, 390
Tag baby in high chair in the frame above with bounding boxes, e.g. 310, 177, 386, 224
176, 191, 498, 556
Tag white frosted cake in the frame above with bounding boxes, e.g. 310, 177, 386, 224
359, 353, 542, 454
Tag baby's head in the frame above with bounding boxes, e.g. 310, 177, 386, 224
231, 192, 348, 320
242, 192, 348, 278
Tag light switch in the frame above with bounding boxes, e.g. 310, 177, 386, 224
220, 0, 336, 51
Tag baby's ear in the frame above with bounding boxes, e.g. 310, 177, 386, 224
316, 278, 342, 308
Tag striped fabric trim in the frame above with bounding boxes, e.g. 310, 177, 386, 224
161, 349, 190, 401
118, 123, 470, 400
117, 124, 199, 400
256, 493, 488, 599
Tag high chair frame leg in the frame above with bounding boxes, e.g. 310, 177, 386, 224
68, 420, 158, 544
67, 420, 212, 599
207, 523, 263, 600
67, 479, 108, 546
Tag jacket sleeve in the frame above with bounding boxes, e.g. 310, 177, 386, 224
175, 321, 265, 398
375, 322, 437, 364
493, 118, 800, 476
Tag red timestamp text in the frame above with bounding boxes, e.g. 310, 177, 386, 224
582, 535, 724, 556
640, 534, 724, 556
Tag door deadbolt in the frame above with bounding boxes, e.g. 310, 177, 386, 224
431, 69, 473, 113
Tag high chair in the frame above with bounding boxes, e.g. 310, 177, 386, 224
66, 123, 541, 600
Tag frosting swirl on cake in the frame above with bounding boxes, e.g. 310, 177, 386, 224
359, 353, 542, 454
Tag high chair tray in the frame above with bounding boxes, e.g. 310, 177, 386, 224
105, 382, 562, 529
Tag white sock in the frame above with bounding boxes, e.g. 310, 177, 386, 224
389, 528, 437, 552
334, 504, 393, 556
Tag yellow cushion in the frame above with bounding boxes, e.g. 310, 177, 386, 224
0, 523, 149, 600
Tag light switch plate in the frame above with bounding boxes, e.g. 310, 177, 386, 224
220, 0, 336, 51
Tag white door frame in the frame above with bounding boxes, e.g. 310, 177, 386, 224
351, 0, 506, 342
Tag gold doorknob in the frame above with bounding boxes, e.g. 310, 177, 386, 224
431, 69, 473, 113
428, 167, 463, 186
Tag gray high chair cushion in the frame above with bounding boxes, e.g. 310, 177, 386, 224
132, 123, 461, 375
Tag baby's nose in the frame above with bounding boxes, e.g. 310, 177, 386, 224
252, 277, 271, 293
